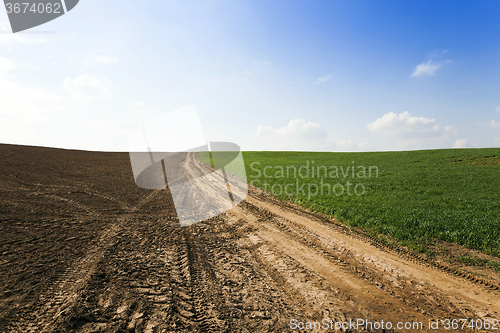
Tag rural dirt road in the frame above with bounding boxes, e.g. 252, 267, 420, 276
1, 144, 499, 332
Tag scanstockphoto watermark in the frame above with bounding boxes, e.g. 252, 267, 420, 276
248, 160, 379, 199
290, 318, 425, 331
290, 318, 500, 331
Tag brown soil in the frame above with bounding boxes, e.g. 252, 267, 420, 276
1, 144, 499, 332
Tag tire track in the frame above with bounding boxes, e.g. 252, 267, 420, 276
7, 223, 121, 333
241, 194, 500, 321
257, 194, 500, 291
182, 229, 229, 332
190, 152, 499, 324
5, 186, 165, 333
240, 201, 465, 319
27, 183, 133, 211
4, 145, 500, 332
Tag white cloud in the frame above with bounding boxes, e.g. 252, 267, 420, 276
0, 55, 16, 72
85, 56, 119, 67
314, 74, 331, 85
0, 78, 61, 117
0, 34, 48, 46
453, 139, 468, 148
479, 119, 500, 130
367, 111, 458, 150
254, 120, 381, 151
334, 139, 355, 151
411, 60, 442, 77
428, 49, 449, 58
335, 139, 352, 147
255, 119, 330, 150
255, 125, 273, 137
63, 75, 111, 101
368, 111, 454, 138
256, 119, 328, 140
134, 101, 149, 114
496, 104, 500, 113
358, 142, 370, 150
0, 56, 63, 144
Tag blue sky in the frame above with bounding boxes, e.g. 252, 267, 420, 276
1, 0, 500, 151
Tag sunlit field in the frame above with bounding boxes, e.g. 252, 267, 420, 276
201, 148, 500, 258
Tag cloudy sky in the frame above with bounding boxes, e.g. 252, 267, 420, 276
1, 0, 500, 152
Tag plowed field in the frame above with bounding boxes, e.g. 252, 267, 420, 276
1, 144, 499, 332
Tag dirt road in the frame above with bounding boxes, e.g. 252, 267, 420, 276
1, 144, 499, 332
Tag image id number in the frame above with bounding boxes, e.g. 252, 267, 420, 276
443, 319, 498, 330
5, 2, 61, 14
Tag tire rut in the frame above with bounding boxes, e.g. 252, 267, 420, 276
7, 223, 121, 333
240, 200, 467, 319
181, 229, 229, 332
256, 193, 500, 292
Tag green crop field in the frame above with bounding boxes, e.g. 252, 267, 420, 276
200, 148, 500, 257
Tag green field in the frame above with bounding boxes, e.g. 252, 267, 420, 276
200, 148, 500, 257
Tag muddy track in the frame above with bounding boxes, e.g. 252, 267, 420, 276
1, 144, 500, 332
241, 194, 500, 319
183, 230, 229, 332
258, 194, 500, 291
192, 153, 500, 327
241, 201, 464, 318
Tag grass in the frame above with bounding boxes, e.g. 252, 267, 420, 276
199, 150, 247, 180
200, 148, 500, 257
458, 255, 500, 271
199, 151, 213, 167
